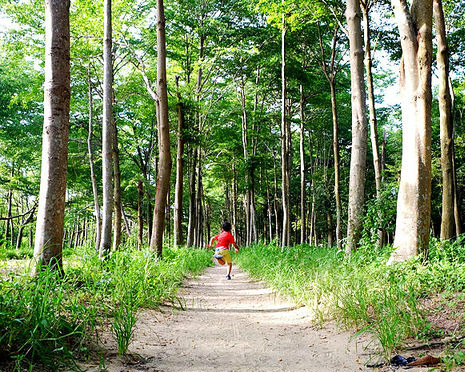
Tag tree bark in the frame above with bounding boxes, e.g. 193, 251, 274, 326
361, 1, 384, 247
388, 0, 433, 263
434, 0, 455, 241
318, 24, 342, 250
33, 0, 70, 274
187, 147, 196, 247
281, 14, 291, 248
299, 84, 306, 245
150, 0, 172, 257
87, 66, 101, 251
99, 0, 114, 258
345, 0, 368, 254
174, 76, 185, 247
137, 180, 144, 249
113, 116, 122, 250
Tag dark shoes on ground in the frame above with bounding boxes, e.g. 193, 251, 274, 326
226, 275, 231, 280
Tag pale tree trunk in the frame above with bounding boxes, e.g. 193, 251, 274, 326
113, 117, 122, 250
239, 79, 251, 246
345, 0, 368, 254
187, 148, 196, 247
174, 75, 185, 247
299, 84, 306, 245
232, 160, 238, 243
318, 24, 342, 250
281, 14, 291, 248
434, 0, 455, 241
137, 180, 144, 249
33, 0, 70, 273
87, 65, 101, 250
388, 0, 433, 263
361, 0, 384, 247
99, 0, 114, 258
150, 0, 172, 257
451, 86, 462, 235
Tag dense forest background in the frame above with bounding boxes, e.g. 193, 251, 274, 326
0, 0, 464, 255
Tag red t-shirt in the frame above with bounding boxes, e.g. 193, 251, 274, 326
212, 231, 235, 249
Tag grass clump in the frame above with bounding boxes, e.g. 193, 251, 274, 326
236, 240, 465, 360
0, 244, 212, 370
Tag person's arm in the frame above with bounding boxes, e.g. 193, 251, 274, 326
233, 242, 239, 254
207, 235, 218, 249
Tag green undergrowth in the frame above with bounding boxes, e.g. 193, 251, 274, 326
236, 238, 465, 361
0, 244, 212, 370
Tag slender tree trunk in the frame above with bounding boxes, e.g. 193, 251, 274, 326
99, 0, 114, 258
87, 66, 101, 251
187, 147, 196, 247
361, 2, 384, 247
174, 76, 185, 247
299, 84, 306, 245
318, 25, 342, 250
281, 14, 291, 248
33, 0, 70, 274
345, 0, 368, 254
434, 0, 455, 240
232, 159, 239, 243
150, 0, 172, 257
113, 116, 122, 250
137, 180, 144, 249
389, 0, 433, 263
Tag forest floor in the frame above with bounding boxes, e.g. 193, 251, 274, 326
82, 265, 445, 372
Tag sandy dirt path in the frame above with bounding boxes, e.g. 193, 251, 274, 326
97, 265, 385, 372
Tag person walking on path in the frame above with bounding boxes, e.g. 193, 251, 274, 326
207, 221, 239, 280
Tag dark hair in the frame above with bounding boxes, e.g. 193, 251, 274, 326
222, 221, 232, 232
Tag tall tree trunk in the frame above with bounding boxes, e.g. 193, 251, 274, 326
434, 0, 455, 241
299, 84, 306, 245
239, 80, 251, 246
361, 1, 384, 247
113, 116, 122, 250
87, 65, 101, 251
174, 75, 185, 247
187, 147, 196, 247
150, 0, 172, 257
281, 14, 291, 248
345, 0, 368, 254
137, 180, 144, 249
99, 0, 114, 258
318, 24, 342, 250
33, 0, 70, 273
388, 0, 433, 263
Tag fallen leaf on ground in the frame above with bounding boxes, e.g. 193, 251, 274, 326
407, 355, 441, 366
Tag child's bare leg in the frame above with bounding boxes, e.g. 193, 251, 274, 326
227, 263, 232, 276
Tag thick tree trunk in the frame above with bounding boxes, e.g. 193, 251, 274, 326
281, 15, 291, 248
33, 0, 70, 274
150, 0, 172, 257
345, 0, 368, 254
99, 0, 114, 258
174, 76, 185, 247
434, 0, 455, 241
389, 0, 433, 263
87, 66, 101, 251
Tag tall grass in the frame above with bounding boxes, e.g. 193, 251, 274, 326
236, 240, 465, 360
0, 244, 212, 370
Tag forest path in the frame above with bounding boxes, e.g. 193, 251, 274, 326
97, 265, 397, 372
